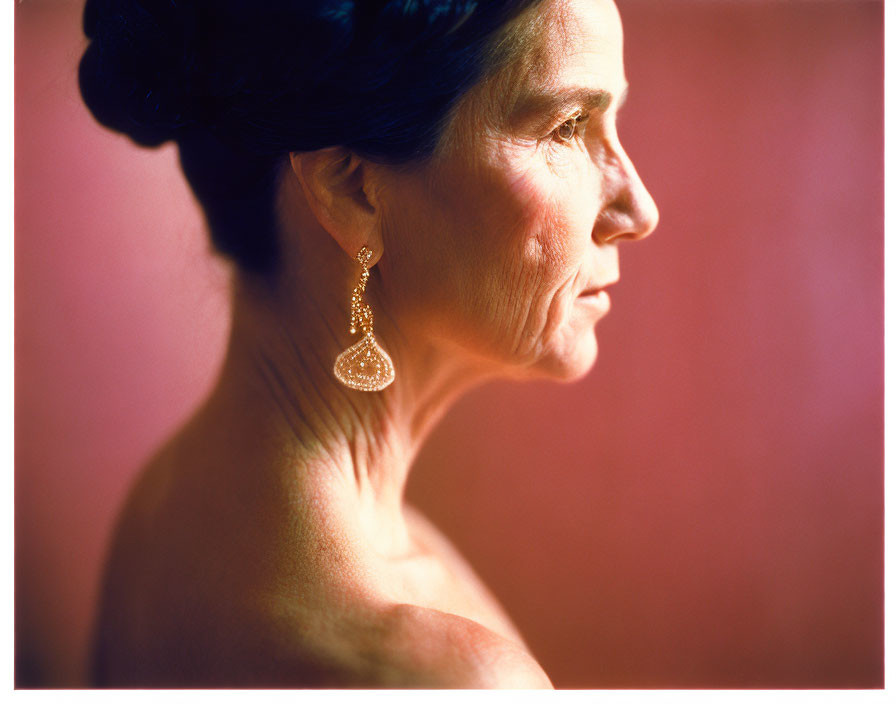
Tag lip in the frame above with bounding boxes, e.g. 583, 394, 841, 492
578, 277, 618, 296
576, 288, 611, 316
577, 278, 617, 315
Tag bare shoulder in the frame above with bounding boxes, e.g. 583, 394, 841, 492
402, 504, 528, 643
269, 599, 554, 688
95, 447, 551, 688
371, 603, 554, 689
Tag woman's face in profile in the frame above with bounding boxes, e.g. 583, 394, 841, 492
375, 0, 658, 380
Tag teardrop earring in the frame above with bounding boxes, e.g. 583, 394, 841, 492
333, 246, 395, 391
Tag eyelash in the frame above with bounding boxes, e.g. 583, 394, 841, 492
552, 112, 590, 143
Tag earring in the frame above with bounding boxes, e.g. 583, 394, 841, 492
333, 246, 395, 391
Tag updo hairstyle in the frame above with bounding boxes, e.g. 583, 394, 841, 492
79, 0, 543, 274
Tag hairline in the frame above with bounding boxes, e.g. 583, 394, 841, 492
430, 0, 558, 160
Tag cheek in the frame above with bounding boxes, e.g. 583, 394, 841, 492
461, 154, 573, 315
503, 149, 598, 291
377, 142, 599, 358
437, 151, 599, 370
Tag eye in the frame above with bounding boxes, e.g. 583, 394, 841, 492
553, 112, 589, 143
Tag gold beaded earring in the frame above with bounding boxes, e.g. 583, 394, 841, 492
333, 246, 395, 391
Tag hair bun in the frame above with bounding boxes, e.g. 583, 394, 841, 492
79, 0, 197, 146
77, 0, 542, 274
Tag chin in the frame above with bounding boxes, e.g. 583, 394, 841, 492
524, 330, 600, 383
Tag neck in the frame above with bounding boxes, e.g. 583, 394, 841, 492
197, 267, 490, 559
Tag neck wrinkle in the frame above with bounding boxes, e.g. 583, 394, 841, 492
209, 275, 492, 559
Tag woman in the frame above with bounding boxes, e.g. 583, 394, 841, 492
81, 0, 658, 688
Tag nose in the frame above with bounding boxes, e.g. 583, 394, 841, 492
592, 142, 659, 244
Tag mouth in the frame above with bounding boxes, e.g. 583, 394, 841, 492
576, 279, 618, 316
579, 277, 619, 297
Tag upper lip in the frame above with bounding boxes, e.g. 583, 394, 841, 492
580, 278, 619, 296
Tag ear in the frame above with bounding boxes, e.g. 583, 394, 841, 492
289, 148, 383, 262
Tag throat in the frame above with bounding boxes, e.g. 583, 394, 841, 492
206, 279, 496, 560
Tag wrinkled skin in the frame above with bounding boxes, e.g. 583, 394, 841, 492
92, 0, 657, 689
373, 0, 657, 381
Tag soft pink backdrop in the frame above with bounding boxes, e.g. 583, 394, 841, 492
15, 0, 883, 689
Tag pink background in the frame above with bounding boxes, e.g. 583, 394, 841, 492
15, 0, 883, 689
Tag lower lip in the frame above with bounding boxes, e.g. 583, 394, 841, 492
577, 290, 611, 316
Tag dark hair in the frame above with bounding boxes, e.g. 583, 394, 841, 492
79, 0, 543, 274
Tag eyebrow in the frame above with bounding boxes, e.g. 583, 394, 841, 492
513, 84, 629, 124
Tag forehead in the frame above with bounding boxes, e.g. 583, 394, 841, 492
511, 0, 625, 95
433, 0, 625, 157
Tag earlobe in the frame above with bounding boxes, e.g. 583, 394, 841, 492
288, 148, 384, 261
